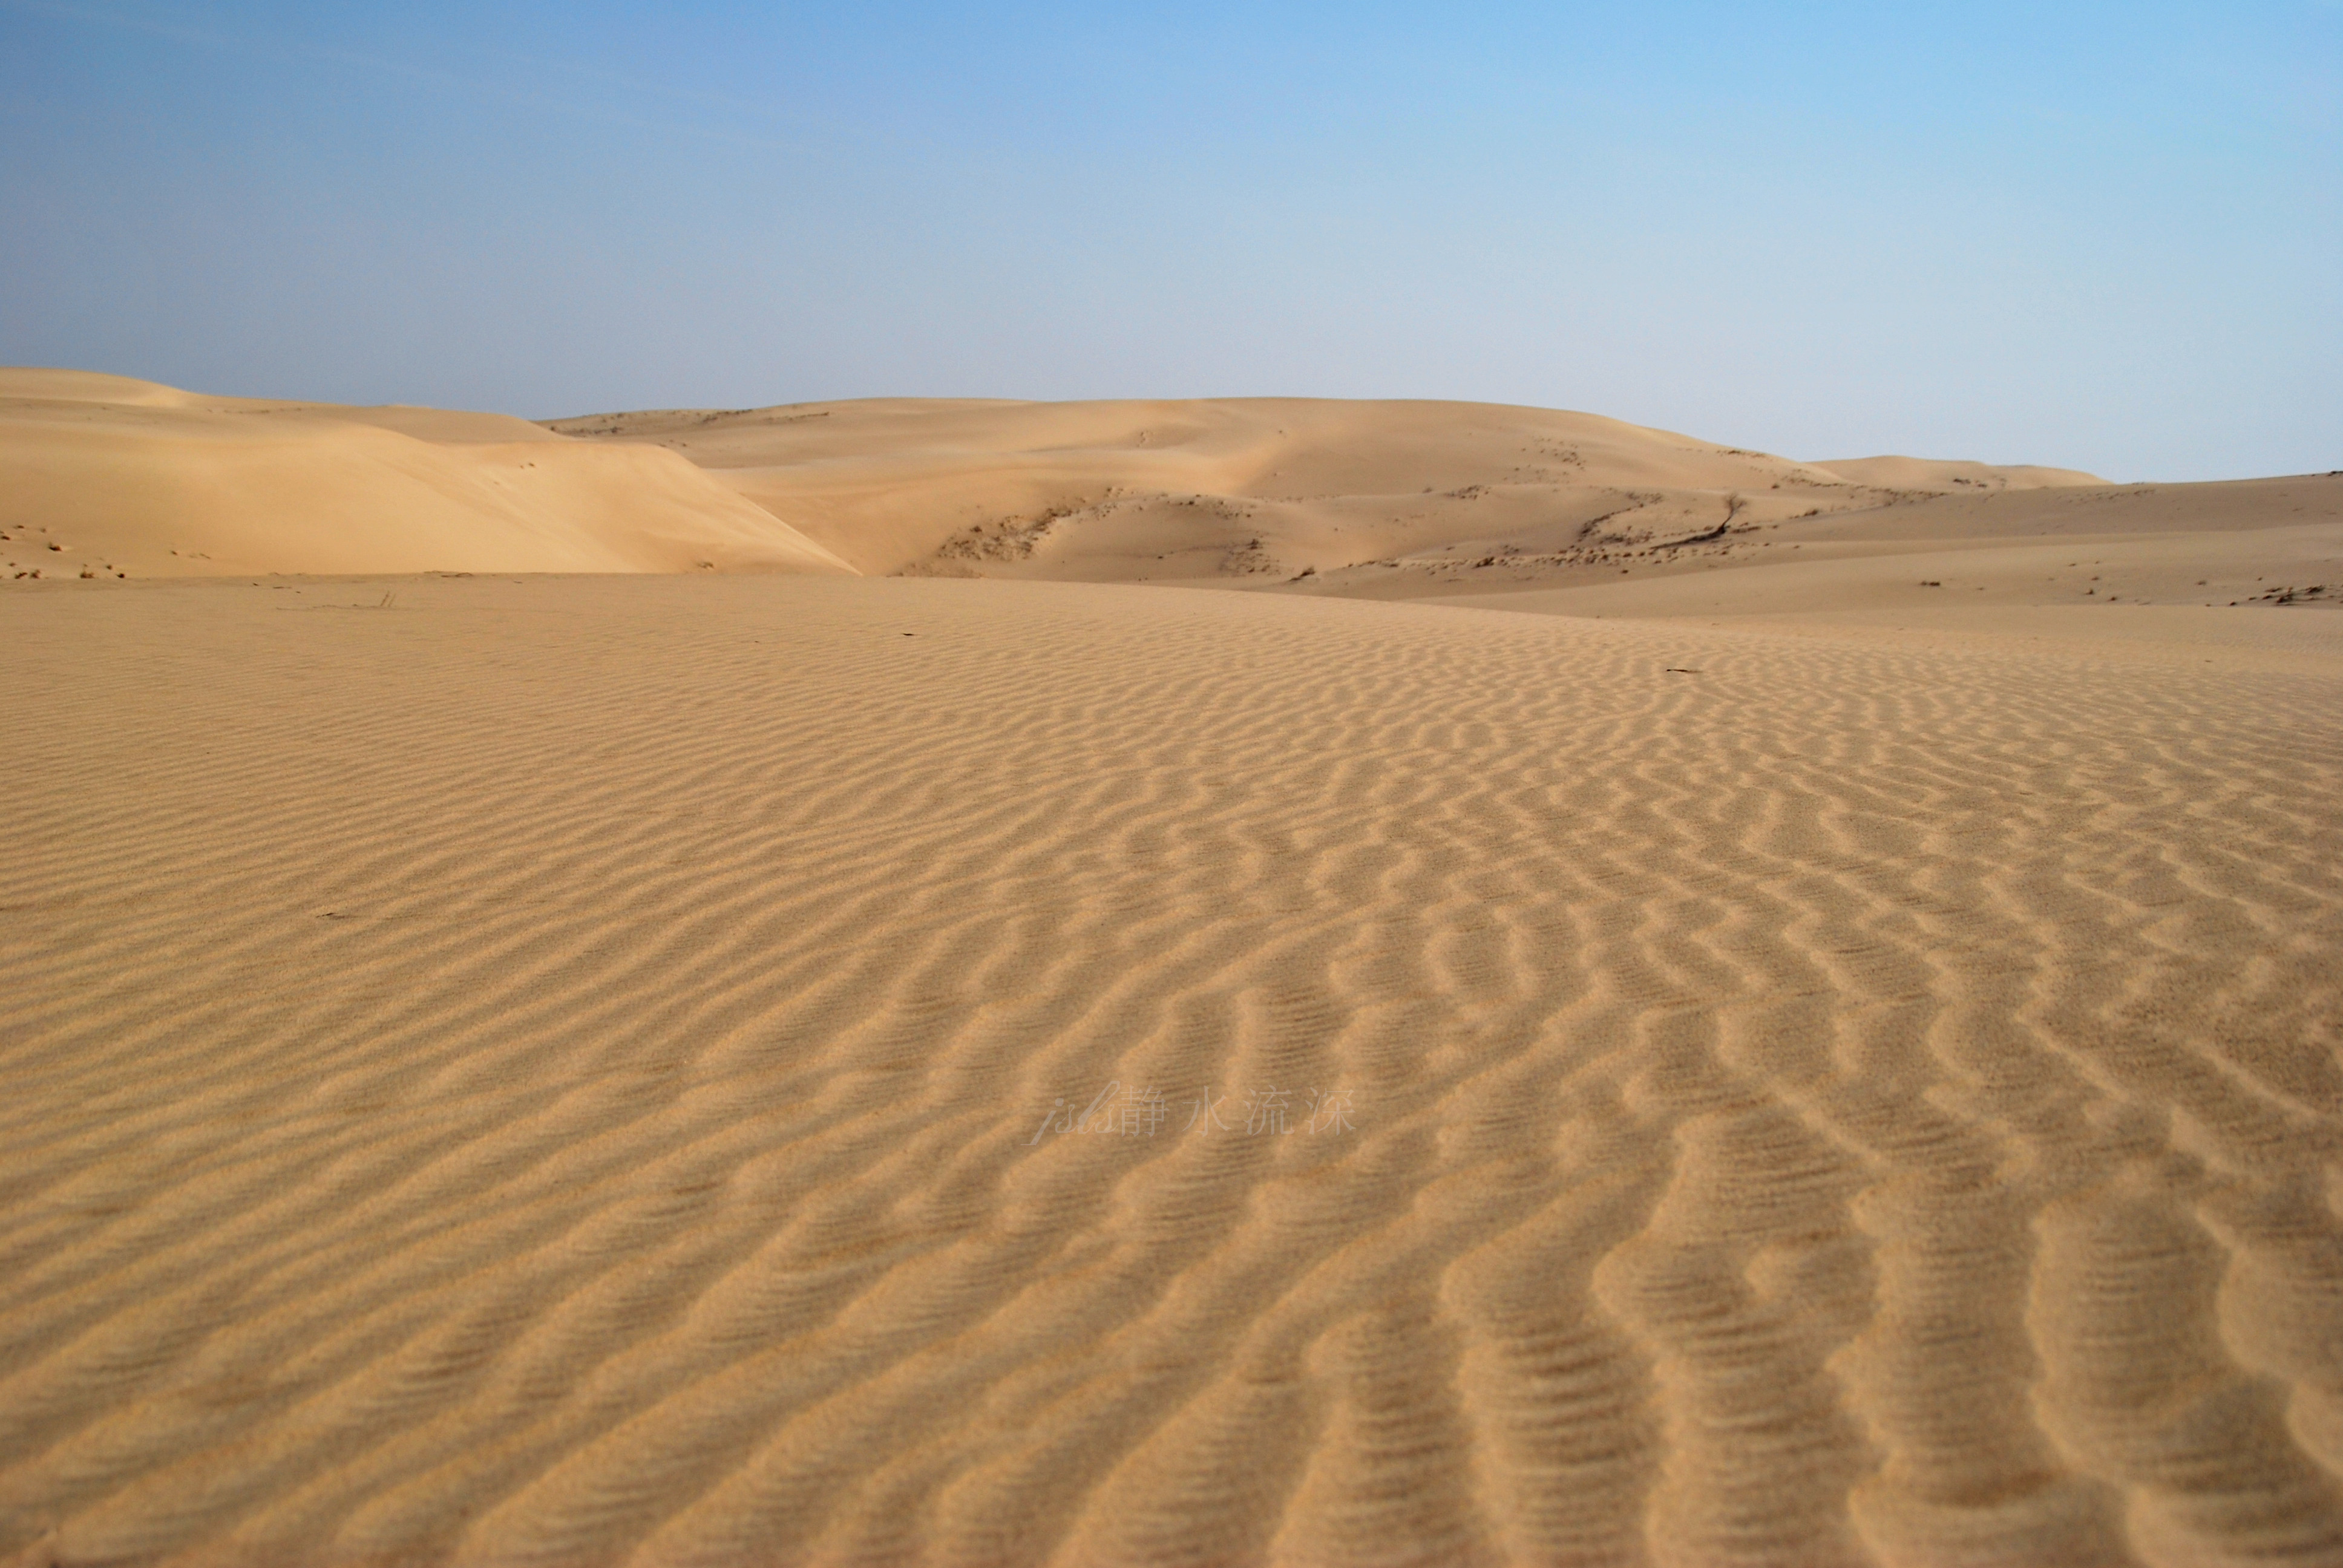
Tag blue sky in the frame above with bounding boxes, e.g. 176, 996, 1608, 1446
2, 1, 2335, 478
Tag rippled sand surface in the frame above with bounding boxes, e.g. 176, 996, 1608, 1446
5, 575, 2342, 1566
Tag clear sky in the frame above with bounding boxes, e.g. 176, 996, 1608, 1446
3, 1, 2336, 479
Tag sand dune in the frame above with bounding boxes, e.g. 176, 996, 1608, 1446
543, 394, 2335, 625
5, 570, 2342, 1566
0, 371, 853, 580
542, 396, 2001, 581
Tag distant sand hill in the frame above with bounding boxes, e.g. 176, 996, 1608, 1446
1815, 454, 2106, 491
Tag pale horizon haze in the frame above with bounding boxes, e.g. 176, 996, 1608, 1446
3, 0, 2336, 482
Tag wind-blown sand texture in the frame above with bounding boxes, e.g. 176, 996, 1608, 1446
6, 569, 2343, 1567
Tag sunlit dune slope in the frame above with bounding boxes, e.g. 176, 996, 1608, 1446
0, 370, 853, 579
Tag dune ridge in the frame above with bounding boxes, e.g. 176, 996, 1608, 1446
5, 574, 2341, 1566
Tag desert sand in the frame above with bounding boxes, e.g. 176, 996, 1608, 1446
5, 377, 2343, 1567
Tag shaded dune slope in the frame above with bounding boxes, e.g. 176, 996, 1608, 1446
5, 577, 2341, 1566
0, 371, 853, 580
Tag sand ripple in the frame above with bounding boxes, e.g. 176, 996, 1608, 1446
3, 576, 2340, 1566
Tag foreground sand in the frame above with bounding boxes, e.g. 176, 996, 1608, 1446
5, 573, 2342, 1566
